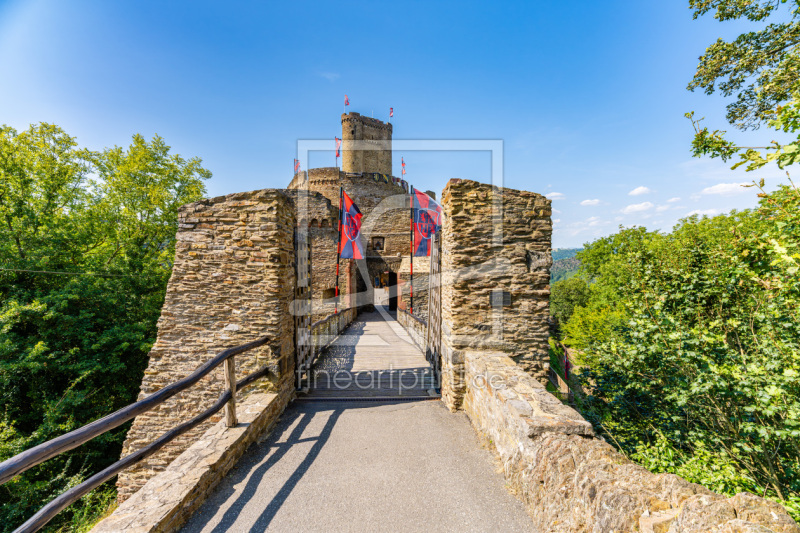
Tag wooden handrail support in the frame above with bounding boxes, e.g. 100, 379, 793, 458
0, 335, 273, 533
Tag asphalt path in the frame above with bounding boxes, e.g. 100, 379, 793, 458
181, 399, 533, 532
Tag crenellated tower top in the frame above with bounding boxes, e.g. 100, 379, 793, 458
341, 112, 392, 175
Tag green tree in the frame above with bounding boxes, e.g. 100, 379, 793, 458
687, 0, 800, 170
550, 277, 589, 326
0, 124, 209, 531
574, 193, 800, 515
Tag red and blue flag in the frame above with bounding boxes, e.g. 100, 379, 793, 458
412, 190, 442, 257
339, 190, 364, 259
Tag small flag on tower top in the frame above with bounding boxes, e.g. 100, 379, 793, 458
294, 159, 300, 172
335, 137, 341, 157
401, 157, 406, 176
344, 94, 350, 106
390, 107, 394, 118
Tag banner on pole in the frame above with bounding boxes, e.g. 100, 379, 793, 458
412, 190, 442, 257
338, 191, 364, 259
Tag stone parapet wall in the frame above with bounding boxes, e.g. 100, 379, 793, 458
462, 350, 799, 533
116, 189, 297, 502
439, 179, 551, 410
397, 309, 426, 353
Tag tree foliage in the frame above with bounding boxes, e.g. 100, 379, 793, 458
549, 277, 589, 326
565, 184, 800, 516
0, 124, 209, 531
687, 0, 800, 170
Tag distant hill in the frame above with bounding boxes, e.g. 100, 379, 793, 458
551, 248, 581, 282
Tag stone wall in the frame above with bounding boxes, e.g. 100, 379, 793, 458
116, 189, 297, 502
398, 256, 430, 319
341, 112, 392, 175
281, 189, 340, 320
439, 179, 551, 410
397, 308, 427, 353
462, 349, 799, 533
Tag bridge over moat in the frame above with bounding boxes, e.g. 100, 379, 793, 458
1, 113, 795, 533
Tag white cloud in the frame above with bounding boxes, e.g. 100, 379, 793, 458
656, 205, 670, 212
580, 199, 600, 206
563, 216, 610, 236
628, 186, 651, 196
553, 218, 561, 224
552, 209, 562, 214
686, 209, 720, 217
547, 192, 565, 200
318, 71, 340, 82
622, 201, 654, 214
667, 197, 680, 203
700, 182, 750, 196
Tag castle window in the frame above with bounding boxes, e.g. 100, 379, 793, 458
310, 219, 319, 228
321, 219, 330, 228
372, 237, 385, 251
322, 288, 336, 299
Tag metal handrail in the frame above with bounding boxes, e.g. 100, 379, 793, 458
1, 335, 273, 533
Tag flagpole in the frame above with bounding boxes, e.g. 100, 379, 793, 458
335, 186, 343, 314
410, 185, 414, 315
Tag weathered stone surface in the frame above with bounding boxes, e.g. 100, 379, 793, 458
116, 189, 298, 502
94, 391, 291, 533
397, 308, 426, 352
439, 179, 551, 409
341, 112, 392, 176
458, 347, 798, 533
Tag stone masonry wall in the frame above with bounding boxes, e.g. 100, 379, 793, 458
397, 308, 427, 353
439, 179, 551, 410
281, 189, 340, 321
341, 112, 392, 175
462, 350, 799, 533
116, 189, 297, 502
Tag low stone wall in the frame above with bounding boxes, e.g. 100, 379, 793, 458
93, 387, 293, 533
307, 308, 357, 366
397, 309, 426, 353
463, 350, 799, 533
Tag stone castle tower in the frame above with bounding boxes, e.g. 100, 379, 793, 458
287, 112, 425, 317
341, 112, 392, 175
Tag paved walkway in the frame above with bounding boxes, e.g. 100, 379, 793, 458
181, 310, 532, 532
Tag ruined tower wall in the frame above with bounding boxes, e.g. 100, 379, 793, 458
439, 179, 552, 410
341, 112, 392, 175
116, 189, 297, 501
281, 189, 340, 320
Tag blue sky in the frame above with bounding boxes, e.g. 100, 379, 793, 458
0, 0, 790, 248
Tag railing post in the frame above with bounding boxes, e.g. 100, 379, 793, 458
224, 356, 237, 427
